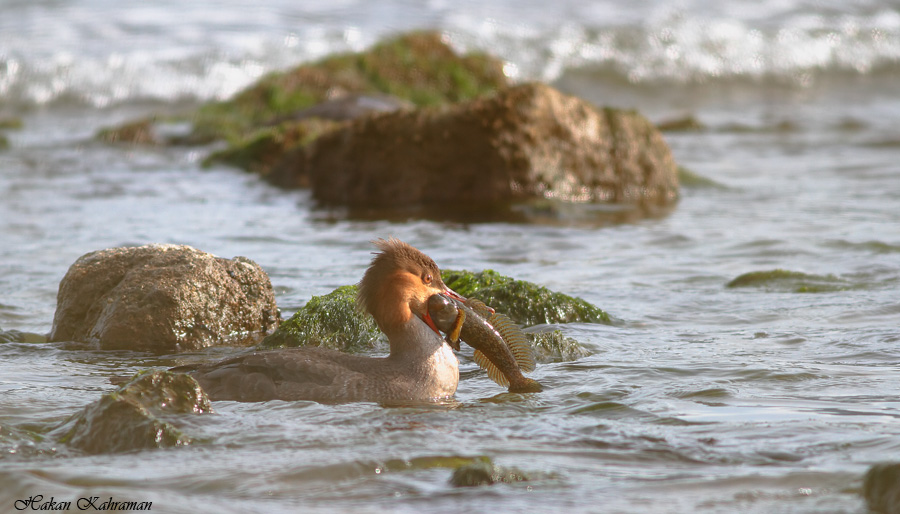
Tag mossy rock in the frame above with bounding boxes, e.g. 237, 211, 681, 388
442, 269, 611, 326
0, 134, 8, 150
528, 330, 592, 363
203, 118, 342, 180
191, 30, 508, 143
369, 454, 530, 487
726, 269, 856, 293
51, 370, 211, 454
678, 166, 728, 189
380, 455, 493, 473
260, 285, 382, 353
656, 114, 705, 132
449, 459, 530, 487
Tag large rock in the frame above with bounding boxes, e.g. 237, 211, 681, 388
51, 370, 211, 454
864, 463, 900, 514
272, 83, 678, 213
50, 244, 280, 353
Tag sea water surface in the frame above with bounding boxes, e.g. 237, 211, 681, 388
1, 1, 900, 512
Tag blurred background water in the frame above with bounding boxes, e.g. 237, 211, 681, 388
1, 1, 899, 512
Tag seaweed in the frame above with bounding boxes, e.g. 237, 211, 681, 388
442, 269, 611, 326
260, 285, 382, 353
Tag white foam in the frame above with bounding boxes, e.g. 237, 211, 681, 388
1, 0, 899, 108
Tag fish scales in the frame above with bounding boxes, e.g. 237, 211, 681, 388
427, 294, 542, 393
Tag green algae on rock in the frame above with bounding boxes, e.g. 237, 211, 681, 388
442, 269, 611, 326
260, 285, 383, 353
96, 31, 507, 148
379, 455, 493, 473
190, 30, 508, 144
203, 118, 342, 183
726, 269, 855, 293
449, 459, 531, 487
528, 329, 592, 363
678, 166, 729, 190
656, 114, 706, 132
51, 370, 211, 454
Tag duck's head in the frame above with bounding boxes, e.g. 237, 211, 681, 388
358, 238, 464, 338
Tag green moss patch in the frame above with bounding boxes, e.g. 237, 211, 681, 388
260, 285, 382, 352
190, 31, 508, 144
203, 118, 342, 179
678, 166, 729, 189
726, 269, 855, 293
442, 269, 611, 326
528, 330, 592, 363
449, 459, 531, 487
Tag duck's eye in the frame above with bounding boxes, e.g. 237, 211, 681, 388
423, 273, 433, 284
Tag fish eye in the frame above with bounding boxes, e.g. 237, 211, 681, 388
423, 273, 433, 284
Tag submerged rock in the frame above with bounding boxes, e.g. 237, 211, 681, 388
726, 269, 857, 293
50, 244, 280, 353
863, 462, 900, 514
656, 114, 706, 132
678, 166, 729, 190
370, 454, 531, 488
528, 329, 592, 363
51, 370, 211, 454
442, 269, 610, 326
260, 285, 382, 352
449, 459, 530, 487
280, 82, 677, 216
0, 329, 48, 344
380, 455, 493, 473
0, 117, 23, 130
0, 117, 21, 150
204, 118, 342, 184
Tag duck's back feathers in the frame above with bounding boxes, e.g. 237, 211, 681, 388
186, 348, 374, 402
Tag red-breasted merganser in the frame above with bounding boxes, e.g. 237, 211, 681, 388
181, 238, 462, 403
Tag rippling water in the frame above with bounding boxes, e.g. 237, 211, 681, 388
2, 0, 899, 512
